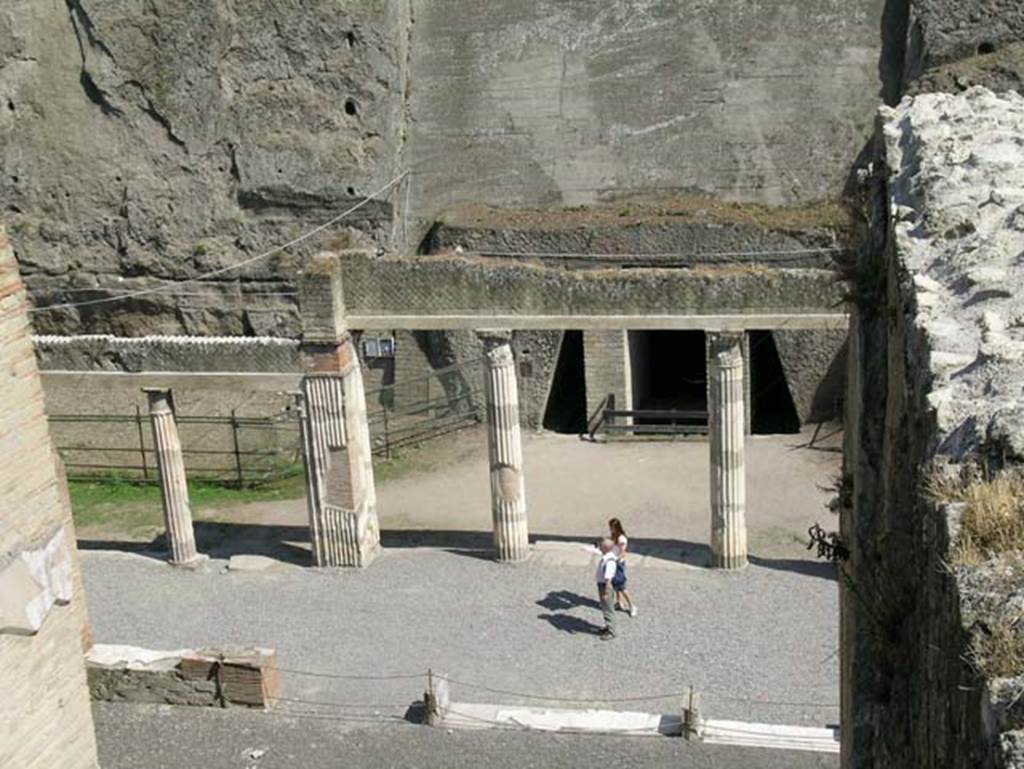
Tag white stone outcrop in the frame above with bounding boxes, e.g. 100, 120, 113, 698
883, 86, 1024, 460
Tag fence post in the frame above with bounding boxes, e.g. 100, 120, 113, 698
382, 407, 392, 460
683, 686, 702, 741
230, 409, 244, 488
135, 405, 149, 480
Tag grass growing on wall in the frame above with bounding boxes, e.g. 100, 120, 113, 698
930, 469, 1024, 566
929, 466, 1024, 679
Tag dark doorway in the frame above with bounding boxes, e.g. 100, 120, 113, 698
543, 330, 586, 433
628, 331, 707, 420
750, 330, 800, 434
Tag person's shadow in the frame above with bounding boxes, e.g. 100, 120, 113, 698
536, 591, 603, 635
536, 590, 599, 611
537, 613, 604, 635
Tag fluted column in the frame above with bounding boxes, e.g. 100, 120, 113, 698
708, 333, 747, 569
479, 331, 529, 562
143, 388, 199, 565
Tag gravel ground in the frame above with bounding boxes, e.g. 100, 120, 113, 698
92, 702, 839, 769
81, 546, 838, 727
83, 428, 840, 767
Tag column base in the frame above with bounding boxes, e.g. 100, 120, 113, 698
168, 553, 209, 570
494, 546, 531, 564
710, 552, 748, 570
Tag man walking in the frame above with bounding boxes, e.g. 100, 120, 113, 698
596, 538, 618, 640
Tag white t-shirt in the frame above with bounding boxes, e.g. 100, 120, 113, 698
597, 552, 618, 583
613, 534, 628, 559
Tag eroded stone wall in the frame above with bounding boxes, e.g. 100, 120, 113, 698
2, 0, 882, 340
1, 0, 409, 337
842, 87, 1024, 769
0, 227, 99, 769
407, 0, 884, 214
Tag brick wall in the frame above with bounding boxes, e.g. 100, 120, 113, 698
583, 330, 630, 421
0, 226, 99, 769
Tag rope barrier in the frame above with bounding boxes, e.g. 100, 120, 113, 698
269, 666, 838, 711
436, 675, 690, 705
275, 666, 428, 682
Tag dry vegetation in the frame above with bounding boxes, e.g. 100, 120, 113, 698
442, 197, 852, 235
970, 609, 1024, 680
929, 467, 1024, 566
930, 466, 1024, 680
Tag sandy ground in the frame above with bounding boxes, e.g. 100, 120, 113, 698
194, 426, 842, 558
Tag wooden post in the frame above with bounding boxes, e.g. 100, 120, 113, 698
230, 409, 244, 488
683, 686, 702, 741
424, 669, 450, 727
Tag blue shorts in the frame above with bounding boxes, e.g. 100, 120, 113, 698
612, 561, 627, 590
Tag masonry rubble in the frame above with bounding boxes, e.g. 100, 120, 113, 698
86, 644, 280, 709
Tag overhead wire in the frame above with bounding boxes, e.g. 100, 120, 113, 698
26, 170, 409, 315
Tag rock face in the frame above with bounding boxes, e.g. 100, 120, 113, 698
1, 0, 408, 337
842, 87, 1024, 769
1, 0, 886, 338
907, 0, 1024, 70
407, 0, 885, 213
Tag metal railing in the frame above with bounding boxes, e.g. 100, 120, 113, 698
49, 409, 302, 486
366, 357, 487, 458
49, 358, 491, 485
585, 394, 709, 439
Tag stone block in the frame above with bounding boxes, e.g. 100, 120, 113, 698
87, 644, 280, 709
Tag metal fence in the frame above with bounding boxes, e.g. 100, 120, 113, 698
49, 409, 302, 486
49, 357, 490, 485
365, 357, 487, 458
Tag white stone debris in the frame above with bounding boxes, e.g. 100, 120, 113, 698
0, 526, 73, 635
883, 86, 1024, 458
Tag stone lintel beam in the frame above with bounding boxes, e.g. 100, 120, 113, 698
348, 313, 849, 331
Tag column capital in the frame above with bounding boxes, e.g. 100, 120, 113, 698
142, 387, 175, 413
476, 329, 513, 345
708, 332, 744, 368
477, 330, 514, 366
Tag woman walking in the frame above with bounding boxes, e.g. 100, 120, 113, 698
608, 518, 638, 617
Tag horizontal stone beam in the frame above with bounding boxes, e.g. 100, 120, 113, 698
347, 313, 848, 331
330, 251, 848, 331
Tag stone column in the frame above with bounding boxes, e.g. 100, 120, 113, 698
707, 333, 747, 569
479, 331, 529, 562
142, 388, 199, 565
296, 252, 380, 568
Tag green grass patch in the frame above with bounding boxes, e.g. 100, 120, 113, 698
69, 471, 306, 534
